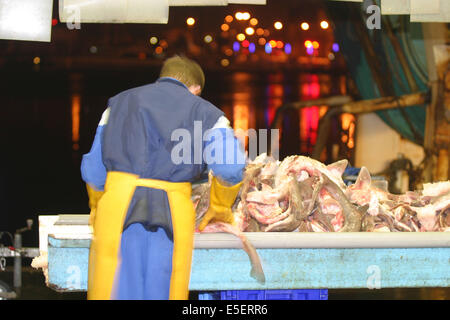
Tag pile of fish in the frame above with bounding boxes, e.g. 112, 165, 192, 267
192, 154, 449, 284
193, 153, 450, 233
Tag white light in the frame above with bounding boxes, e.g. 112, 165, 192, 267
169, 0, 227, 5
204, 35, 213, 43
0, 0, 53, 42
59, 0, 169, 24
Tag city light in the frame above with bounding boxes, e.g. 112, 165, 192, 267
204, 35, 213, 43
274, 21, 283, 30
242, 40, 249, 48
332, 43, 340, 52
249, 42, 256, 53
221, 58, 230, 67
236, 33, 245, 41
276, 41, 284, 48
245, 27, 255, 36
304, 40, 312, 48
186, 17, 195, 26
312, 41, 319, 49
256, 28, 264, 36
221, 23, 229, 31
320, 20, 329, 29
269, 40, 277, 48
155, 46, 163, 54
149, 36, 158, 45
300, 22, 309, 30
235, 12, 250, 20
250, 18, 258, 26
285, 43, 292, 54
258, 37, 266, 45
265, 43, 272, 54
33, 56, 40, 65
225, 15, 233, 23
306, 46, 314, 55
233, 41, 240, 52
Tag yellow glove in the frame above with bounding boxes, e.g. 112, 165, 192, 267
86, 183, 105, 227
198, 176, 242, 231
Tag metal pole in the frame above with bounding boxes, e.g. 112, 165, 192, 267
13, 233, 22, 291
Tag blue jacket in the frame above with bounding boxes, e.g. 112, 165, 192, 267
81, 77, 245, 237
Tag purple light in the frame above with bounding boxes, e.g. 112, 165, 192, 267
233, 41, 240, 52
249, 42, 256, 53
265, 43, 272, 54
284, 43, 292, 54
306, 46, 314, 55
332, 43, 339, 52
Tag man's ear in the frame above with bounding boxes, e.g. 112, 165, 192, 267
188, 85, 202, 96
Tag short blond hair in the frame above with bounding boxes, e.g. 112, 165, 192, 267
160, 55, 205, 90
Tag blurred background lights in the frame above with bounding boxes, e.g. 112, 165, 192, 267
320, 20, 329, 29
204, 35, 213, 43
155, 46, 163, 54
300, 22, 309, 30
242, 40, 249, 48
328, 52, 335, 60
221, 23, 229, 31
312, 41, 319, 49
89, 46, 98, 54
33, 56, 41, 65
248, 42, 256, 53
264, 43, 272, 54
332, 43, 340, 52
250, 18, 258, 26
245, 27, 255, 36
235, 12, 250, 21
269, 40, 277, 48
150, 36, 158, 45
306, 46, 314, 55
258, 37, 266, 45
186, 17, 195, 26
304, 40, 312, 48
233, 41, 240, 52
284, 43, 292, 54
276, 41, 283, 48
159, 39, 168, 48
236, 33, 245, 41
256, 28, 264, 36
225, 15, 233, 23
221, 58, 230, 67
274, 21, 283, 30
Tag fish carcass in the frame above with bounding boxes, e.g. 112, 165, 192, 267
193, 153, 450, 234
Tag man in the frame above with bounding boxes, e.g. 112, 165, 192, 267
81, 56, 245, 300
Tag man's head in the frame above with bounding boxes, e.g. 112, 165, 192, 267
160, 55, 205, 96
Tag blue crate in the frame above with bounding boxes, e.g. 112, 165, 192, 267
198, 289, 328, 300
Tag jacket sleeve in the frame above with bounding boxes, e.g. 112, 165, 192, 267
80, 108, 109, 191
204, 116, 246, 185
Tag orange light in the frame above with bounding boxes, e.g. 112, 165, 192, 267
300, 22, 309, 30
320, 20, 329, 29
221, 58, 230, 67
155, 46, 163, 54
258, 37, 266, 45
250, 18, 258, 26
225, 48, 233, 56
71, 94, 80, 149
312, 41, 319, 49
304, 40, 312, 48
276, 41, 283, 48
33, 57, 41, 65
225, 15, 233, 23
221, 23, 230, 31
274, 21, 283, 30
159, 39, 168, 48
269, 40, 277, 48
256, 28, 264, 36
186, 17, 195, 26
245, 27, 255, 35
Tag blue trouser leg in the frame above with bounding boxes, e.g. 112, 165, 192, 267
115, 223, 174, 300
